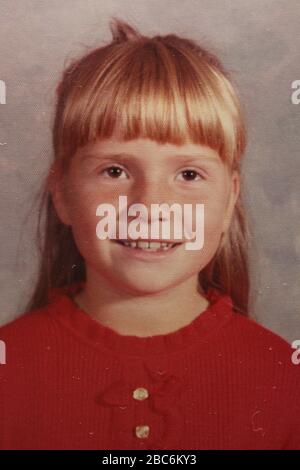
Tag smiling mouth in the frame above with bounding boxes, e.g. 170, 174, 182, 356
113, 239, 183, 251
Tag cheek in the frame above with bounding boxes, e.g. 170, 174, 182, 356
205, 204, 225, 232
200, 190, 228, 244
66, 187, 103, 252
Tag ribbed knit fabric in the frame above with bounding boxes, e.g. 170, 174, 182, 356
0, 282, 300, 450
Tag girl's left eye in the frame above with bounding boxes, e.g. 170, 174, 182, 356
99, 165, 128, 179
176, 169, 203, 182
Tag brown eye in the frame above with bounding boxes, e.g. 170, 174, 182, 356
101, 166, 127, 179
177, 169, 202, 182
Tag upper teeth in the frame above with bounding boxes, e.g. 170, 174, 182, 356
120, 240, 175, 250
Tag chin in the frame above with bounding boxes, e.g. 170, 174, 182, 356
111, 276, 182, 296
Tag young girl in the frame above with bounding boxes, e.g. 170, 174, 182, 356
0, 17, 299, 450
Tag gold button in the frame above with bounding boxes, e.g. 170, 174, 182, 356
135, 425, 150, 439
132, 387, 149, 401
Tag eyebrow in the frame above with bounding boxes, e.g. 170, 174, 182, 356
81, 151, 220, 164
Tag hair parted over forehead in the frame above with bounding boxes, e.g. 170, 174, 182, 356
53, 17, 246, 172
26, 18, 250, 316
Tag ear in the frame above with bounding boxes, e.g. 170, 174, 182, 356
48, 162, 72, 226
222, 170, 240, 234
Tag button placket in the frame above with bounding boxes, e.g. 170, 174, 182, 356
97, 365, 188, 449
140, 365, 187, 449
132, 386, 151, 441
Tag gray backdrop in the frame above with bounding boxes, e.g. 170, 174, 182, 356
0, 0, 299, 341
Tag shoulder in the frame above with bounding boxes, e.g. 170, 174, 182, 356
230, 311, 296, 357
0, 304, 52, 343
0, 302, 62, 374
209, 287, 297, 362
224, 310, 300, 391
211, 288, 296, 360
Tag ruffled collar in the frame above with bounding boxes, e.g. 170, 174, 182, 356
46, 281, 234, 358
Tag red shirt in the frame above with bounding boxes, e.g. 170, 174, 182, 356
0, 282, 300, 450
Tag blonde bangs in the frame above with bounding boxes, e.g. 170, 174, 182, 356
56, 38, 245, 169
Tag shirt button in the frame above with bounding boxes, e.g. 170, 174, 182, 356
135, 425, 150, 439
132, 387, 149, 401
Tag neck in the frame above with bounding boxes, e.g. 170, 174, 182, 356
73, 269, 210, 337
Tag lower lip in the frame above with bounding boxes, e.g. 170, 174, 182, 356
112, 241, 183, 261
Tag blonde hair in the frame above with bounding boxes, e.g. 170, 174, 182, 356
26, 17, 250, 315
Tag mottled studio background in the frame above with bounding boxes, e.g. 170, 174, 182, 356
0, 0, 299, 341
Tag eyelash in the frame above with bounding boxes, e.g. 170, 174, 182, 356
99, 165, 205, 182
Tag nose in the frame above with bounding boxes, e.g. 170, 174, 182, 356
129, 177, 175, 221
124, 178, 186, 243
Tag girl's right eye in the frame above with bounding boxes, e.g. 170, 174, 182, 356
99, 165, 128, 180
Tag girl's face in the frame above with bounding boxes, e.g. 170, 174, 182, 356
52, 134, 240, 295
